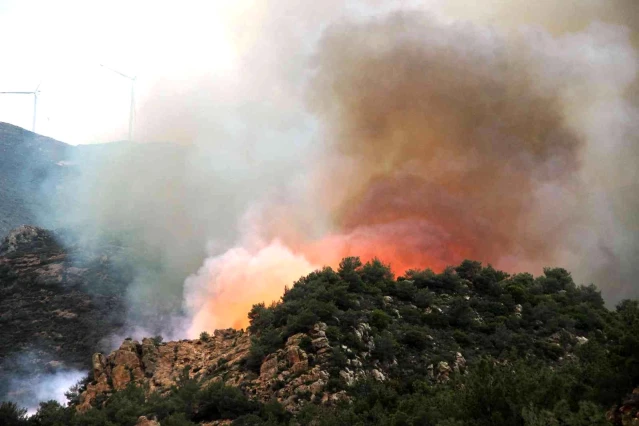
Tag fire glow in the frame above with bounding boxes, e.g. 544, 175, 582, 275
180, 10, 638, 335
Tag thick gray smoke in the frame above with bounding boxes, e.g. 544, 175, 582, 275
34, 1, 639, 340
304, 11, 639, 305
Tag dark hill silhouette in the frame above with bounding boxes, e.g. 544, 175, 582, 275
0, 123, 70, 238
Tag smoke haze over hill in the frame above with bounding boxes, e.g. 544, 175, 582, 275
21, 1, 638, 336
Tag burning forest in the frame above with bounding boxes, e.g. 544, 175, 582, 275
0, 0, 638, 425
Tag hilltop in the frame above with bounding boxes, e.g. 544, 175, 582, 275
4, 256, 637, 425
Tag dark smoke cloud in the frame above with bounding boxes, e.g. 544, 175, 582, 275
308, 12, 582, 263
306, 11, 638, 303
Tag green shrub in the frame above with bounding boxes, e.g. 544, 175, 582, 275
162, 413, 196, 426
401, 329, 431, 350
30, 400, 72, 426
193, 382, 258, 422
370, 309, 392, 330
372, 332, 397, 363
453, 329, 471, 346
299, 335, 313, 353
0, 401, 27, 426
393, 280, 417, 301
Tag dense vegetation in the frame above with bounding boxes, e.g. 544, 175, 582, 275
0, 371, 289, 426
3, 257, 639, 425
243, 258, 639, 424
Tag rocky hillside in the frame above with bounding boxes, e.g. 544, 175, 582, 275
14, 257, 633, 426
77, 324, 357, 417
0, 225, 128, 404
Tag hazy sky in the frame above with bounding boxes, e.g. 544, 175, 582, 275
0, 0, 238, 144
1, 0, 635, 144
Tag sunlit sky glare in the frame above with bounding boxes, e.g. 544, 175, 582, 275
0, 0, 635, 145
0, 0, 238, 144
0, 0, 437, 145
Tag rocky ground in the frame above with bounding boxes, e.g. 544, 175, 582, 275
80, 324, 351, 416
79, 319, 467, 425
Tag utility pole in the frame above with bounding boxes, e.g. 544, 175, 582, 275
100, 64, 136, 142
0, 83, 41, 132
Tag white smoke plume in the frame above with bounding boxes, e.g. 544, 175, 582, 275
8, 369, 87, 415
184, 239, 318, 336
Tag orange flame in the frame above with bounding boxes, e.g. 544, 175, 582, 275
184, 241, 318, 336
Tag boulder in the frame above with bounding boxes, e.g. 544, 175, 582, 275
291, 360, 309, 374
141, 338, 159, 377
136, 416, 159, 426
260, 354, 279, 379
285, 333, 305, 347
437, 361, 451, 383
371, 369, 386, 382
453, 352, 467, 374
287, 346, 303, 366
311, 323, 328, 338
514, 304, 523, 318
312, 337, 329, 351
92, 353, 107, 381
576, 336, 589, 345
339, 369, 355, 386
112, 349, 141, 369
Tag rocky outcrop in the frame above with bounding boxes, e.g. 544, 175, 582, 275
0, 226, 45, 256
453, 352, 467, 374
79, 330, 250, 412
354, 322, 375, 355
437, 361, 452, 383
427, 353, 467, 384
106, 323, 475, 419
78, 316, 473, 418
79, 324, 343, 414
514, 304, 523, 318
136, 416, 160, 426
